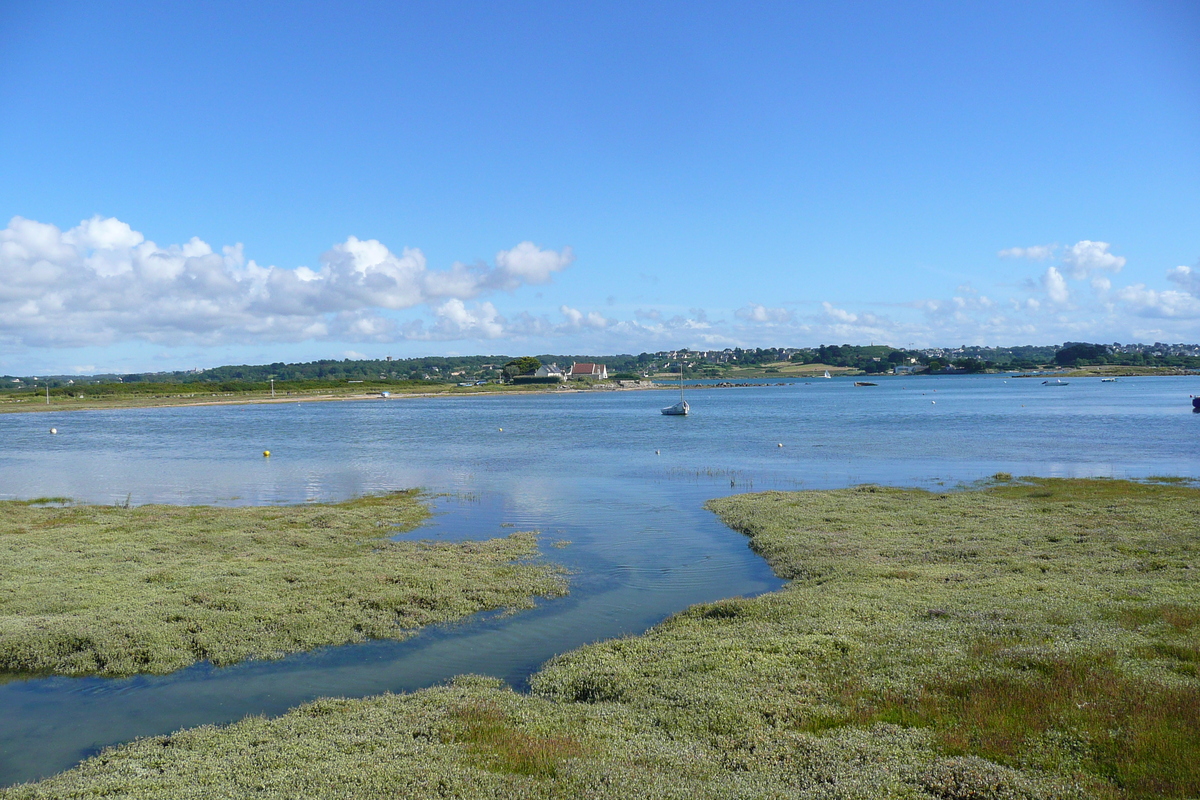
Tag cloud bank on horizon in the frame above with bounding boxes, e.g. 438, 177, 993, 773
2, 214, 1198, 371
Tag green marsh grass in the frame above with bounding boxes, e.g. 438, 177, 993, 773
0, 491, 567, 676
5, 478, 1197, 798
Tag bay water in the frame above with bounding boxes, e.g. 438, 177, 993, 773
1, 374, 1197, 785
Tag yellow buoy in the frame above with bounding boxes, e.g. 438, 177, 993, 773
263, 450, 271, 457
498, 427, 504, 432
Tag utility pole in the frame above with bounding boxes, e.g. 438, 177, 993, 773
270, 377, 276, 398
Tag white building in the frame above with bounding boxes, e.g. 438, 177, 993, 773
567, 362, 608, 380
534, 363, 566, 381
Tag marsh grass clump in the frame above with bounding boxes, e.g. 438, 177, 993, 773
0, 491, 567, 676
449, 700, 584, 777
531, 478, 1199, 799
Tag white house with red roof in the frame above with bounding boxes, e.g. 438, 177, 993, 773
567, 362, 607, 380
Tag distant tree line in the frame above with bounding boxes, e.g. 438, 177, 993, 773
3, 341, 1198, 395
1053, 342, 1200, 369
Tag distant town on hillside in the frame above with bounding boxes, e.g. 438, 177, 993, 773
5, 341, 1200, 391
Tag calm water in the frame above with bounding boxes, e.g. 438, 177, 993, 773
1, 374, 1198, 785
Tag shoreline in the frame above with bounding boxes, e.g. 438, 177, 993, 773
3, 368, 1196, 415
0, 380, 781, 415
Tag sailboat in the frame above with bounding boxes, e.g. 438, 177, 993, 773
823, 370, 832, 379
661, 362, 689, 415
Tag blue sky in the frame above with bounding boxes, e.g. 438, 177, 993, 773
1, 0, 1198, 374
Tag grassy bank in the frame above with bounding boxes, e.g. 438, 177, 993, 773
6, 479, 1197, 798
0, 379, 630, 414
0, 492, 567, 676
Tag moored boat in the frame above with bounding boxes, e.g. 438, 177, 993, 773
661, 362, 689, 416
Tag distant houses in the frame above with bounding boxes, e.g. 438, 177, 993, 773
505, 360, 610, 384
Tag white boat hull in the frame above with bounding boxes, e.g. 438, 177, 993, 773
661, 401, 689, 416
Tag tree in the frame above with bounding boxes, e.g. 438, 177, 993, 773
1055, 342, 1108, 366
502, 357, 542, 379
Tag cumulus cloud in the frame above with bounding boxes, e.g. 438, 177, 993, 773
735, 303, 793, 323
998, 244, 1056, 260
1060, 240, 1125, 279
0, 215, 572, 346
1114, 285, 1200, 318
1167, 264, 1200, 294
821, 302, 858, 323
432, 300, 506, 338
1001, 241, 1126, 296
1041, 267, 1070, 304
494, 242, 574, 288
559, 305, 608, 329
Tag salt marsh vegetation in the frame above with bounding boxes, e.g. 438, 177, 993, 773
0, 492, 567, 676
5, 478, 1197, 798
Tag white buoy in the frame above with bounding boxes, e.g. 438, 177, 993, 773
777, 443, 783, 447
931, 401, 936, 404
655, 450, 660, 454
50, 428, 57, 434
499, 427, 504, 432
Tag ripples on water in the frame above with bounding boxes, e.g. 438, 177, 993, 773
1, 375, 1198, 785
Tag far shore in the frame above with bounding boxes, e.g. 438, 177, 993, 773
3, 366, 1195, 415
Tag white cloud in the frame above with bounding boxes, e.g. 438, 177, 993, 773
1114, 285, 1200, 318
998, 244, 1055, 260
559, 305, 608, 329
1060, 240, 1125, 279
430, 299, 506, 339
62, 215, 144, 251
1041, 267, 1070, 304
494, 242, 574, 288
0, 216, 572, 347
1167, 264, 1200, 294
820, 302, 858, 323
735, 303, 793, 323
